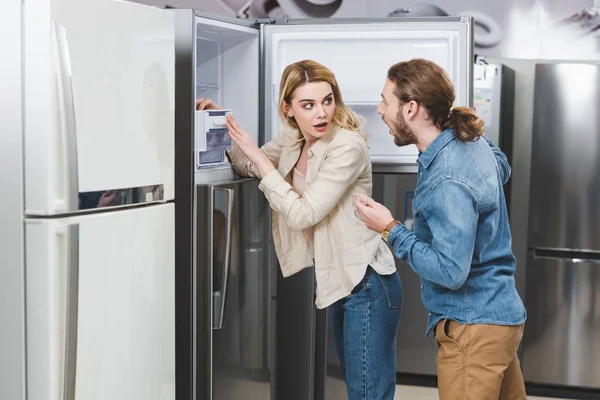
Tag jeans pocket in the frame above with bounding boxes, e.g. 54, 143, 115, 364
375, 271, 403, 310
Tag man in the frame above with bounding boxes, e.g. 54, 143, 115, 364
355, 58, 527, 400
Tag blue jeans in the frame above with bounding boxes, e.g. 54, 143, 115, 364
329, 266, 403, 400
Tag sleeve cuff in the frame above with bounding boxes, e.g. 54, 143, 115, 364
388, 223, 412, 248
226, 146, 253, 173
258, 169, 284, 194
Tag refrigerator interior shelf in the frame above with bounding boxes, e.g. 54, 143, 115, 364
197, 82, 220, 90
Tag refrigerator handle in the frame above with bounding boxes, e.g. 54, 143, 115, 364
52, 21, 79, 213
63, 224, 79, 400
533, 249, 600, 264
213, 188, 234, 329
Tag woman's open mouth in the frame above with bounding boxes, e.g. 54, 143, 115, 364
314, 122, 328, 133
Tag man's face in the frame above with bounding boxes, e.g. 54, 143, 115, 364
377, 79, 418, 147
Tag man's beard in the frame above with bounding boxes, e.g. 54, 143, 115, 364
388, 112, 417, 147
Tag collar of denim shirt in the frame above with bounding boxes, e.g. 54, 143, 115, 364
417, 128, 455, 169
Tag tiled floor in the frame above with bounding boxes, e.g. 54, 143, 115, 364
395, 385, 573, 399
326, 376, 574, 399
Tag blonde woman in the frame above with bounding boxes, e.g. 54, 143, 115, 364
197, 60, 402, 399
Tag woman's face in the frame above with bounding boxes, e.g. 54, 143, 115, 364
284, 81, 336, 143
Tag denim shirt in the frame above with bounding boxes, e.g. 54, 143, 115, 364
387, 129, 527, 335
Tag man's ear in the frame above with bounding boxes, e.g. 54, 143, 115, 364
405, 100, 419, 120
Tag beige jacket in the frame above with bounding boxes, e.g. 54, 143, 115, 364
227, 125, 396, 308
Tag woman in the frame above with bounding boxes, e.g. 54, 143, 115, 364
197, 60, 402, 399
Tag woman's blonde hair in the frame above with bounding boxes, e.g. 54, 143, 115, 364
277, 60, 368, 141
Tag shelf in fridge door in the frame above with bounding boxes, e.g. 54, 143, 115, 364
261, 16, 473, 165
23, 0, 175, 216
24, 203, 175, 400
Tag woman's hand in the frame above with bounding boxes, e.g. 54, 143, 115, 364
196, 98, 222, 110
355, 194, 396, 233
225, 114, 275, 178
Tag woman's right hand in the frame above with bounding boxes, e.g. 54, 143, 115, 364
196, 98, 222, 111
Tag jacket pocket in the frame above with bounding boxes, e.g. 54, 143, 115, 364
375, 271, 403, 310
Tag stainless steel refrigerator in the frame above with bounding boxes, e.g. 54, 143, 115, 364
522, 62, 600, 390
2, 1, 177, 400
172, 10, 474, 400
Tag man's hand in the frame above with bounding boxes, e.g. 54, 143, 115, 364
355, 194, 396, 233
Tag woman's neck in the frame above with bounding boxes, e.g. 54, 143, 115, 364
301, 133, 318, 148
305, 139, 317, 148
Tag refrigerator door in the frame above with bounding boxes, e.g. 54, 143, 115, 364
25, 203, 175, 400
528, 63, 600, 252
195, 179, 274, 400
174, 10, 260, 179
23, 0, 175, 216
262, 17, 474, 166
172, 11, 262, 400
0, 1, 26, 399
522, 249, 600, 388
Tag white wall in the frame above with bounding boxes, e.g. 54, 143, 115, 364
0, 1, 26, 399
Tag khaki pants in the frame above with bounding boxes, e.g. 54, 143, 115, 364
435, 319, 527, 400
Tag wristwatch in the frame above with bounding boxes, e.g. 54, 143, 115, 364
381, 220, 400, 242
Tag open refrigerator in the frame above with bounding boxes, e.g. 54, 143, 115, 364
172, 10, 473, 400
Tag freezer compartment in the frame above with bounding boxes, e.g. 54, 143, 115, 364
25, 204, 175, 400
262, 18, 473, 165
522, 249, 600, 389
24, 0, 175, 215
196, 179, 274, 400
528, 63, 600, 251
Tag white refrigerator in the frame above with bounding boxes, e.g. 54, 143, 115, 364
173, 10, 473, 400
2, 0, 176, 399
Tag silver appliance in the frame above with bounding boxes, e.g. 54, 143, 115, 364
474, 61, 516, 209
2, 1, 177, 400
195, 179, 275, 400
522, 62, 600, 390
173, 10, 474, 400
